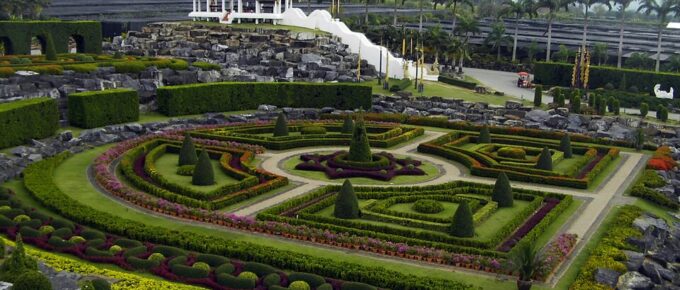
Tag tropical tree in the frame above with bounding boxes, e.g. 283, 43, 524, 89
637, 0, 680, 72
527, 40, 539, 62
455, 14, 480, 71
555, 44, 571, 62
502, 0, 536, 61
507, 242, 546, 290
445, 36, 471, 71
593, 42, 608, 65
534, 0, 572, 61
625, 52, 653, 69
485, 21, 513, 60
574, 0, 611, 49
425, 25, 450, 58
1, 0, 51, 19
666, 54, 680, 72
445, 0, 475, 35
614, 0, 637, 68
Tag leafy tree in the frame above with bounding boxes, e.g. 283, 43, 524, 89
492, 172, 513, 207
449, 200, 474, 237
506, 241, 546, 290
484, 21, 512, 61
334, 180, 361, 219
478, 126, 491, 143
0, 234, 38, 283
560, 134, 572, 158
555, 44, 570, 62
597, 96, 607, 115
534, 85, 542, 107
574, 0, 612, 50
635, 128, 645, 151
454, 14, 480, 72
192, 150, 215, 186
179, 133, 198, 166
536, 147, 553, 171
527, 40, 539, 62
445, 0, 475, 36
625, 52, 653, 70
666, 54, 680, 72
501, 0, 535, 62
534, 0, 572, 61
657, 106, 669, 122
638, 0, 680, 72
640, 102, 649, 118
348, 112, 372, 162
12, 270, 52, 290
273, 112, 289, 137
341, 114, 354, 134
606, 96, 615, 112
612, 99, 621, 115
593, 42, 608, 65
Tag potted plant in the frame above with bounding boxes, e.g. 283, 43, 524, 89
506, 242, 545, 290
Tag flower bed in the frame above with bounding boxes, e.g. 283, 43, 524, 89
294, 151, 425, 181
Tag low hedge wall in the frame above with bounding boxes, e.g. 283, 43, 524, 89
67, 88, 139, 128
157, 82, 372, 116
0, 98, 59, 149
438, 75, 477, 90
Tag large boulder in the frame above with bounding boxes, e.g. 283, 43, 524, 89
594, 268, 621, 288
616, 271, 653, 290
545, 114, 569, 129
525, 109, 550, 123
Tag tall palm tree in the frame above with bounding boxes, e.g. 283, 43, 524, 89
455, 14, 480, 71
446, 0, 475, 35
614, 0, 636, 68
637, 0, 680, 72
575, 0, 611, 49
393, 0, 408, 25
534, 0, 572, 62
502, 0, 536, 61
485, 21, 513, 60
666, 54, 680, 72
593, 42, 608, 65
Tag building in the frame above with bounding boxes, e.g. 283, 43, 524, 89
188, 0, 292, 24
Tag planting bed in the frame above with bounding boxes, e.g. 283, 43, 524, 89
293, 151, 426, 181
418, 130, 620, 188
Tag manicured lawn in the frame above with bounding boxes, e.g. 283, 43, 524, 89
281, 152, 441, 185
632, 199, 677, 223
388, 201, 460, 219
552, 155, 587, 176
217, 182, 300, 213
587, 156, 623, 190
153, 152, 239, 192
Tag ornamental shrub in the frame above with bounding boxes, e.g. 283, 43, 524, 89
640, 102, 649, 118
113, 61, 146, 73
91, 278, 111, 290
560, 134, 573, 158
215, 263, 235, 275
0, 67, 15, 77
597, 96, 607, 115
178, 134, 198, 166
0, 98, 59, 149
348, 113, 372, 162
341, 282, 378, 290
216, 273, 256, 289
38, 225, 55, 235
192, 261, 211, 271
341, 114, 354, 134
176, 165, 195, 176
243, 262, 277, 276
289, 272, 326, 288
492, 172, 513, 207
536, 147, 553, 171
0, 234, 38, 283
571, 95, 581, 114
11, 270, 51, 290
0, 238, 4, 258
301, 126, 327, 135
289, 281, 311, 290
238, 271, 258, 281
478, 126, 490, 143
196, 253, 229, 266
533, 85, 542, 107
45, 33, 57, 61
497, 147, 525, 159
273, 112, 289, 137
171, 264, 209, 279
263, 273, 281, 287
412, 199, 444, 214
657, 106, 669, 122
67, 88, 139, 129
147, 252, 165, 263
108, 245, 123, 254
192, 150, 215, 186
317, 284, 333, 290
12, 215, 30, 223
192, 61, 221, 70
334, 180, 360, 219
449, 201, 474, 238
612, 99, 620, 115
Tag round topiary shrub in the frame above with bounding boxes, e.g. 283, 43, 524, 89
12, 215, 30, 223
91, 278, 111, 290
412, 199, 444, 214
68, 236, 86, 244
317, 284, 333, 290
301, 126, 327, 135
237, 271, 258, 281
38, 225, 55, 235
108, 245, 123, 254
192, 262, 211, 271
289, 281, 311, 290
263, 273, 281, 287
11, 270, 51, 290
147, 253, 166, 263
0, 205, 11, 212
497, 147, 526, 159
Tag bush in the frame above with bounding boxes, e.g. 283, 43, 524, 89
238, 271, 258, 280
640, 102, 649, 118
171, 263, 210, 279
438, 75, 476, 89
497, 147, 525, 159
317, 284, 333, 290
560, 134, 572, 158
192, 61, 221, 70
11, 270, 51, 290
0, 98, 59, 149
0, 67, 15, 77
81, 228, 105, 240
533, 85, 542, 107
67, 89, 139, 129
0, 235, 38, 283
127, 256, 160, 270
411, 199, 444, 214
492, 172, 513, 207
38, 225, 54, 235
108, 245, 123, 254
348, 114, 372, 162
334, 180, 360, 219
157, 82, 371, 116
147, 252, 165, 263
196, 253, 229, 267
91, 278, 111, 290
341, 114, 354, 134
68, 235, 86, 244
289, 281, 311, 290
536, 147, 553, 171
74, 54, 95, 62
52, 227, 72, 238
301, 126, 327, 135
216, 273, 256, 289
243, 262, 277, 276
0, 21, 102, 55
12, 215, 30, 223
449, 201, 474, 237
10, 58, 31, 65
478, 126, 490, 143
178, 134, 198, 166
114, 238, 142, 248
341, 282, 378, 290
657, 106, 669, 122
192, 261, 211, 271
192, 150, 215, 186
215, 263, 235, 275
263, 273, 281, 287
288, 272, 326, 288
63, 63, 98, 73
388, 78, 413, 92
273, 112, 289, 137
571, 95, 581, 114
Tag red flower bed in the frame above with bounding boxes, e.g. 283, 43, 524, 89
647, 146, 677, 171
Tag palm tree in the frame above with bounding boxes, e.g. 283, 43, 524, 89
527, 40, 539, 62
455, 14, 480, 72
534, 0, 572, 62
485, 21, 513, 60
502, 0, 536, 62
393, 0, 408, 25
638, 0, 680, 72
506, 242, 546, 290
666, 54, 680, 72
625, 52, 653, 69
425, 25, 449, 58
446, 0, 475, 35
614, 0, 636, 68
574, 0, 611, 49
593, 42, 608, 65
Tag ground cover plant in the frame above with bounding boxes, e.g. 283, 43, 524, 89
418, 129, 620, 188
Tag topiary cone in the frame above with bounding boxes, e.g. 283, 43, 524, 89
347, 112, 372, 162
179, 133, 198, 166
192, 150, 215, 186
536, 147, 553, 171
492, 172, 513, 207
341, 114, 354, 134
334, 180, 360, 219
45, 33, 57, 61
560, 134, 572, 158
450, 201, 474, 237
273, 112, 289, 137
478, 126, 491, 143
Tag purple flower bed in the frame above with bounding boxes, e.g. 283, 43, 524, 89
497, 198, 561, 252
295, 151, 425, 181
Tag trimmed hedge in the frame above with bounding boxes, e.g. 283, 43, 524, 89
438, 75, 477, 89
0, 21, 102, 55
67, 89, 139, 128
0, 98, 59, 149
157, 82, 372, 116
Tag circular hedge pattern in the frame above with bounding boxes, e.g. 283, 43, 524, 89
301, 126, 327, 135
411, 199, 444, 214
497, 147, 527, 159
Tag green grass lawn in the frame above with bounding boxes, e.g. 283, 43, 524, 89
552, 155, 588, 176
387, 201, 459, 219
281, 152, 441, 185
153, 153, 239, 192
365, 79, 532, 106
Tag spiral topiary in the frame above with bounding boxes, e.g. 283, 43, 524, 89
347, 112, 372, 162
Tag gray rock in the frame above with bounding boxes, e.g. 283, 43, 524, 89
526, 109, 550, 123
594, 268, 621, 288
58, 130, 73, 142
27, 154, 43, 162
545, 115, 569, 129
623, 250, 645, 271
634, 216, 670, 232
617, 271, 654, 290
641, 259, 665, 284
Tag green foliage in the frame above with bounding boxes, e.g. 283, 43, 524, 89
597, 96, 607, 116
0, 238, 4, 259
91, 278, 111, 290
67, 89, 139, 129
113, 61, 146, 73
478, 126, 490, 143
178, 134, 198, 166
449, 200, 474, 238
11, 270, 52, 290
9, 58, 31, 65
68, 235, 85, 243
192, 61, 221, 70
192, 262, 211, 271
273, 112, 289, 137
388, 78, 413, 92
0, 21, 102, 54
492, 172, 513, 208
263, 273, 281, 287
437, 75, 476, 89
640, 102, 649, 117
497, 147, 525, 159
157, 82, 372, 116
74, 54, 95, 62
635, 128, 645, 151
348, 114, 372, 162
108, 245, 123, 254
411, 199, 444, 214
44, 33, 56, 61
147, 252, 165, 263
536, 147, 553, 171
300, 126, 327, 135
341, 282, 377, 290
507, 241, 544, 281
560, 134, 572, 158
571, 95, 581, 114
238, 271, 258, 281
63, 63, 98, 73
289, 281, 311, 290
38, 225, 54, 235
533, 85, 542, 107
334, 180, 360, 219
192, 150, 215, 186
657, 106, 669, 122
0, 235, 38, 283
341, 114, 354, 134
0, 98, 58, 149
612, 99, 620, 115
288, 272, 326, 288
